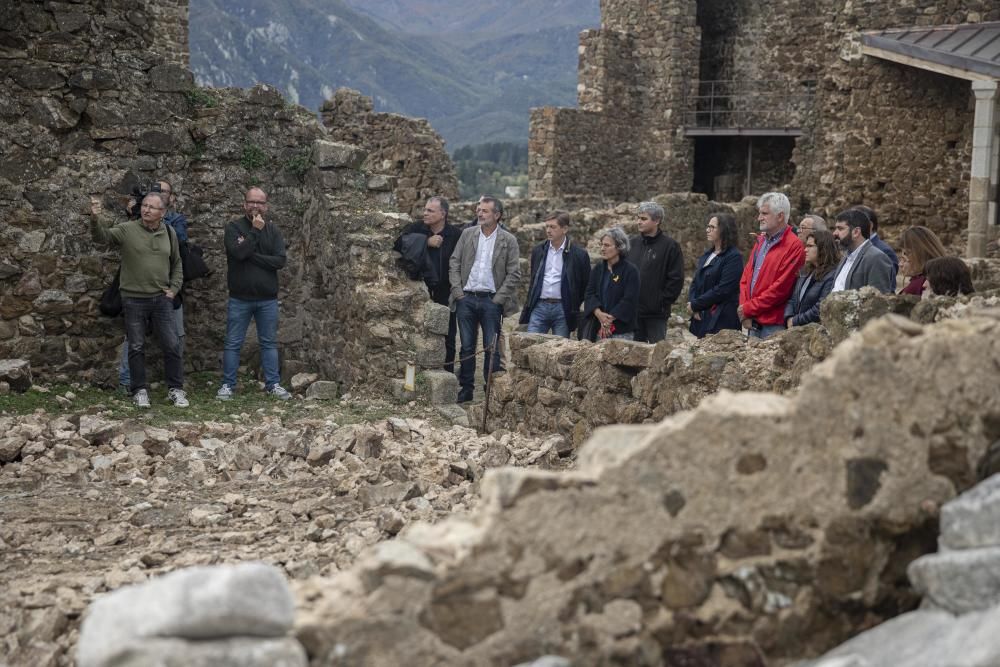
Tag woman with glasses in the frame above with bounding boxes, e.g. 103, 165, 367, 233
898, 226, 947, 295
784, 229, 839, 327
687, 212, 743, 338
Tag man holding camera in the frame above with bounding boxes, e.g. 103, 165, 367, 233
90, 192, 187, 408
118, 180, 189, 393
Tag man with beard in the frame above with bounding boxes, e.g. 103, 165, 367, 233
830, 208, 894, 294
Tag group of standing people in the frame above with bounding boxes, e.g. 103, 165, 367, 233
89, 185, 292, 408
685, 192, 974, 340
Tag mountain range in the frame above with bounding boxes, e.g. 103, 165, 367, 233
189, 0, 600, 150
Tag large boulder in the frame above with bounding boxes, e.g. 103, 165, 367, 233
0, 358, 32, 392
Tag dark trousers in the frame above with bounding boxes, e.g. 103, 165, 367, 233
634, 316, 667, 344
444, 311, 457, 374
123, 295, 183, 393
456, 293, 502, 392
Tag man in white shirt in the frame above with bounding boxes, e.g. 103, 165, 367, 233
449, 197, 521, 403
519, 211, 591, 337
831, 208, 893, 294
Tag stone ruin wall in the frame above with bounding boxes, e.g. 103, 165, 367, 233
296, 313, 1000, 666
529, 0, 699, 202
0, 0, 446, 395
530, 0, 1000, 247
321, 88, 460, 220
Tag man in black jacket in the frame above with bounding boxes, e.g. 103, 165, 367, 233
519, 211, 591, 337
627, 201, 684, 343
217, 187, 291, 401
394, 196, 461, 371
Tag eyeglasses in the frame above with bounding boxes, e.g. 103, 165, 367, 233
140, 204, 164, 210
706, 224, 718, 230
245, 200, 268, 206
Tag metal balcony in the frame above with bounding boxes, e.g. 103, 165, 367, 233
682, 79, 818, 136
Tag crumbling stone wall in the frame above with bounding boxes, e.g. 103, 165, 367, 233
529, 0, 699, 201
321, 88, 460, 220
532, 0, 999, 245
297, 314, 1000, 665
0, 0, 440, 394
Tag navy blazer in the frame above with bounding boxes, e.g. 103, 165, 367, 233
687, 246, 742, 338
519, 239, 592, 330
583, 259, 640, 334
784, 269, 835, 326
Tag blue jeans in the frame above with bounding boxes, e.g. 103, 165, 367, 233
123, 296, 183, 392
222, 297, 280, 389
456, 293, 502, 392
527, 300, 570, 337
120, 304, 183, 386
748, 323, 786, 340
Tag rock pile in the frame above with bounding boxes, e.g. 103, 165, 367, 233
294, 314, 1000, 665
0, 407, 560, 665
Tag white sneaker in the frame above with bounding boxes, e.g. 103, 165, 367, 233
266, 384, 292, 400
133, 388, 151, 409
216, 384, 234, 401
167, 388, 189, 408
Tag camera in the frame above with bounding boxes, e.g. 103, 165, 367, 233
127, 182, 162, 218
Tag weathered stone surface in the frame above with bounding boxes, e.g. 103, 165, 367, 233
800, 607, 1000, 667
77, 563, 295, 667
939, 473, 1000, 550
423, 370, 458, 406
312, 140, 367, 170
908, 547, 1000, 614
96, 637, 307, 667
305, 381, 339, 400
0, 359, 32, 392
423, 302, 451, 336
299, 316, 1000, 664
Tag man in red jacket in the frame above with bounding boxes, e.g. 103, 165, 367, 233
738, 192, 805, 339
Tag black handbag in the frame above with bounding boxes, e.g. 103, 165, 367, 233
180, 241, 211, 281
98, 269, 122, 317
577, 314, 600, 342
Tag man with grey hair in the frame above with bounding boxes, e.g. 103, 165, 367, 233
738, 192, 805, 339
626, 201, 684, 343
797, 214, 827, 245
89, 191, 187, 408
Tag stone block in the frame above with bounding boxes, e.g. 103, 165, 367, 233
77, 563, 296, 667
94, 637, 307, 667
0, 358, 32, 392
149, 64, 193, 92
423, 370, 459, 405
940, 474, 1000, 550
415, 335, 446, 369
366, 174, 396, 191
599, 338, 655, 368
305, 381, 339, 400
312, 140, 366, 169
437, 404, 470, 427
389, 378, 416, 403
423, 302, 451, 335
908, 546, 1000, 614
289, 372, 318, 392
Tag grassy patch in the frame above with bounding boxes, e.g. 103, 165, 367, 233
240, 143, 269, 171
283, 149, 312, 181
1, 372, 423, 428
185, 88, 218, 108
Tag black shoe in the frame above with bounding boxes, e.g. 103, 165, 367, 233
457, 389, 474, 404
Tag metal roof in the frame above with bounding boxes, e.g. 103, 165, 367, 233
861, 22, 1000, 81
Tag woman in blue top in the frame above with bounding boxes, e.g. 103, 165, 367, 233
687, 212, 743, 338
581, 227, 640, 341
785, 229, 839, 327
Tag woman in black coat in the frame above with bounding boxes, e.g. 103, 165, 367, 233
785, 229, 839, 327
687, 213, 742, 338
581, 226, 640, 340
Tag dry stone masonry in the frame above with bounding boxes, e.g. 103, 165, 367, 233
321, 88, 460, 220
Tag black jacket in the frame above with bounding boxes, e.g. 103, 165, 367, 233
627, 231, 684, 318
583, 259, 640, 334
784, 269, 835, 326
224, 216, 286, 300
519, 238, 592, 330
687, 246, 743, 337
393, 222, 460, 306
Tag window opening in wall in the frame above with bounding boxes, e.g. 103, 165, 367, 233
691, 136, 796, 202
947, 140, 958, 150
874, 137, 882, 147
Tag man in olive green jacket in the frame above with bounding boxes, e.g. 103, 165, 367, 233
90, 192, 186, 409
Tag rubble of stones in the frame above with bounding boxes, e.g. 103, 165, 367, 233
0, 400, 565, 666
